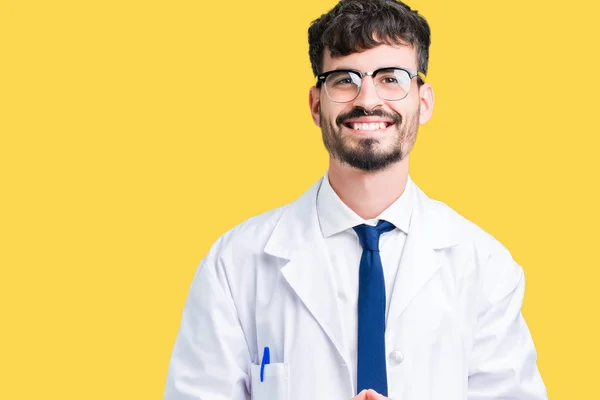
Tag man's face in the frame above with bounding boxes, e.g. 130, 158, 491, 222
309, 44, 433, 172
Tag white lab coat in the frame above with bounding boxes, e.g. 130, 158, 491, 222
164, 176, 548, 400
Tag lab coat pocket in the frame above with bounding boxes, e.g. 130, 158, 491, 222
250, 363, 290, 400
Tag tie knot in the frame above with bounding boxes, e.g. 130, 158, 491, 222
353, 220, 395, 252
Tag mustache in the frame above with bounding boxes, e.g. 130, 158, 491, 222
335, 107, 402, 126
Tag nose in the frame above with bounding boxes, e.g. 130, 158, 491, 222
352, 76, 383, 111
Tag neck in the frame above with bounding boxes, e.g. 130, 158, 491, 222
327, 157, 409, 220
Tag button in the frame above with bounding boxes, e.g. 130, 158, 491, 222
388, 350, 404, 365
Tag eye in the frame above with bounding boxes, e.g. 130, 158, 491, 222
381, 77, 399, 84
334, 77, 353, 86
376, 69, 410, 87
325, 71, 360, 88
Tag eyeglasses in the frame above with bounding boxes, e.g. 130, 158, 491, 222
316, 67, 425, 103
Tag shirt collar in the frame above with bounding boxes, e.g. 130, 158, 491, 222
316, 170, 414, 238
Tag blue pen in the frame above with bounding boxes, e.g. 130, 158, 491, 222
260, 346, 270, 382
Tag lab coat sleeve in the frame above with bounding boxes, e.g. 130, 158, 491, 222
164, 261, 252, 400
467, 249, 548, 400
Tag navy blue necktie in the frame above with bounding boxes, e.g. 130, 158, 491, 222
353, 220, 395, 396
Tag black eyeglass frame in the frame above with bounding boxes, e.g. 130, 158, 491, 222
316, 67, 426, 102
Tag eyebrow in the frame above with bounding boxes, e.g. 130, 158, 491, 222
329, 65, 406, 72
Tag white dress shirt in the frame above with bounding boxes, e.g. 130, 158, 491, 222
316, 170, 415, 393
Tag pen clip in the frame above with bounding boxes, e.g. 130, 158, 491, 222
260, 346, 270, 382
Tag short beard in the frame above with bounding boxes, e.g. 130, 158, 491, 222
320, 107, 419, 172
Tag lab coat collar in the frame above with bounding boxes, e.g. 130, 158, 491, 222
264, 175, 459, 257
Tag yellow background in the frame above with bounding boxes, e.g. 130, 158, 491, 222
1, 0, 599, 398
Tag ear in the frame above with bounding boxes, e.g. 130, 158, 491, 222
418, 82, 435, 125
309, 86, 322, 127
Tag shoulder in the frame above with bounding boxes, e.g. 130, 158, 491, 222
418, 186, 504, 250
203, 176, 323, 264
203, 204, 288, 264
416, 186, 522, 281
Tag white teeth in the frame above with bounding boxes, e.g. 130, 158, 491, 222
351, 122, 389, 131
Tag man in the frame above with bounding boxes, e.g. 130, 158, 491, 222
164, 0, 548, 399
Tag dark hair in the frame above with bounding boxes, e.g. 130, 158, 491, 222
308, 0, 431, 77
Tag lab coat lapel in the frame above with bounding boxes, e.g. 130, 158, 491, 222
280, 242, 348, 364
264, 177, 350, 368
386, 182, 459, 328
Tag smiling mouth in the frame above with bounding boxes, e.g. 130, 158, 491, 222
343, 121, 395, 131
